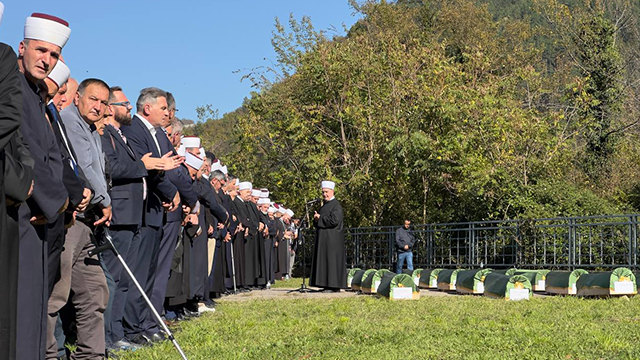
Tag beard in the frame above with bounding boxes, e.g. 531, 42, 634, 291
115, 112, 132, 126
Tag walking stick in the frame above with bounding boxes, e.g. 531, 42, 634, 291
90, 228, 189, 360
230, 237, 237, 294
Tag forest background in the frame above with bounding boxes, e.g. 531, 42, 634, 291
187, 0, 640, 227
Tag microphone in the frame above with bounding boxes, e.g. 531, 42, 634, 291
306, 198, 321, 204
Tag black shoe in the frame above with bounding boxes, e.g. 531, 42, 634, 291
184, 308, 200, 318
126, 333, 151, 346
144, 331, 166, 343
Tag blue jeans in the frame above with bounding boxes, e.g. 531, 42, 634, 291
396, 251, 413, 274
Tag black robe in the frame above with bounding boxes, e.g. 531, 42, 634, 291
229, 197, 247, 288
310, 198, 347, 289
220, 191, 235, 290
246, 202, 267, 286
259, 211, 275, 284
206, 186, 227, 296
274, 218, 288, 279
0, 43, 34, 360
16, 69, 68, 360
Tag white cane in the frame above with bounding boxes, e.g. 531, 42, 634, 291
90, 228, 189, 360
230, 237, 237, 294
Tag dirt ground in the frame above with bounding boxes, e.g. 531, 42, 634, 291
216, 287, 545, 302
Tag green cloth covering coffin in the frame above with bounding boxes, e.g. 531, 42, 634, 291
350, 269, 368, 292
402, 269, 413, 275
377, 273, 420, 300
576, 267, 637, 296
483, 273, 532, 300
354, 269, 377, 292
347, 268, 361, 289
492, 268, 517, 276
362, 269, 392, 294
412, 269, 423, 287
545, 269, 588, 295
456, 269, 492, 294
418, 268, 443, 289
514, 270, 550, 292
437, 269, 464, 291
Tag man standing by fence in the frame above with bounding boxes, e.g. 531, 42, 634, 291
395, 219, 415, 274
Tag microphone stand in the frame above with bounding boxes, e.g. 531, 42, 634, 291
287, 200, 317, 293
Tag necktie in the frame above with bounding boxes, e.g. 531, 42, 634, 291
47, 102, 79, 176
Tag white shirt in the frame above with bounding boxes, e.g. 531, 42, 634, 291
135, 113, 162, 155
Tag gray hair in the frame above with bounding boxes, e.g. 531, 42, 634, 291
211, 170, 225, 181
166, 92, 176, 110
169, 118, 183, 133
136, 87, 167, 112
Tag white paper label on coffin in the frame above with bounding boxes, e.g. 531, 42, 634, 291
374, 280, 381, 292
537, 280, 545, 289
571, 284, 577, 294
413, 277, 419, 286
614, 281, 634, 294
392, 287, 413, 299
476, 282, 484, 293
347, 279, 352, 287
509, 288, 529, 301
431, 279, 437, 287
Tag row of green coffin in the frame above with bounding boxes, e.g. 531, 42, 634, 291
417, 268, 638, 298
347, 268, 420, 300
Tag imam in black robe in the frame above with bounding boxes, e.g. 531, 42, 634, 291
0, 43, 34, 360
230, 197, 247, 288
274, 217, 288, 280
310, 198, 347, 289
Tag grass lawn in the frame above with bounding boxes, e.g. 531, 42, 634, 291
117, 281, 640, 360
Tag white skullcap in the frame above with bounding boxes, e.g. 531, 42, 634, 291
0, 3, 5, 27
259, 189, 269, 198
181, 136, 200, 149
176, 145, 186, 157
285, 209, 294, 217
220, 165, 228, 175
211, 161, 222, 172
185, 152, 203, 170
198, 147, 206, 160
268, 206, 276, 213
278, 207, 286, 214
321, 180, 335, 190
47, 60, 70, 88
24, 13, 71, 49
257, 198, 270, 205
251, 189, 262, 198
238, 181, 252, 191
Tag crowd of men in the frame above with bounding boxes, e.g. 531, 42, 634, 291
0, 9, 325, 360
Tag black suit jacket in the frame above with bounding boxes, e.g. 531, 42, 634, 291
46, 102, 89, 210
155, 130, 198, 223
101, 124, 147, 226
121, 115, 176, 227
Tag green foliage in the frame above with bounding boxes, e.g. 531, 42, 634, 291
118, 295, 640, 359
195, 0, 640, 226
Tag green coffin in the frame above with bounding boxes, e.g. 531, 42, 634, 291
514, 270, 550, 292
437, 269, 463, 291
576, 267, 637, 296
545, 269, 588, 295
402, 269, 413, 276
354, 269, 377, 292
412, 269, 423, 287
378, 273, 420, 300
483, 273, 532, 300
419, 268, 443, 289
350, 269, 368, 291
362, 269, 392, 294
347, 268, 361, 289
456, 269, 492, 294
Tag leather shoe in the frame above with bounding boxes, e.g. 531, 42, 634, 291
144, 331, 166, 343
183, 308, 200, 318
126, 333, 151, 346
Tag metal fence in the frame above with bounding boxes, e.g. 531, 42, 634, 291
297, 214, 640, 272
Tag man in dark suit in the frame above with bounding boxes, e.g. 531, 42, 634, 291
16, 13, 71, 360
121, 87, 181, 345
101, 86, 171, 350
146, 110, 199, 336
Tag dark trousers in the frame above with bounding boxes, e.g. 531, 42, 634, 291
16, 204, 48, 360
46, 215, 65, 297
146, 220, 180, 333
123, 225, 161, 337
102, 225, 140, 344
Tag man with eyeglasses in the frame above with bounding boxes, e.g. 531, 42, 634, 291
58, 78, 112, 359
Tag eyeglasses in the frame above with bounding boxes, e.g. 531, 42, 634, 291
110, 101, 131, 107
